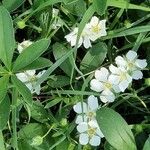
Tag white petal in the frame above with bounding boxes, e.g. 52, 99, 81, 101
79, 133, 89, 145
73, 102, 88, 114
119, 80, 129, 92
135, 59, 147, 69
83, 36, 92, 49
34, 85, 41, 95
126, 74, 132, 83
90, 79, 103, 92
99, 20, 107, 36
77, 122, 88, 133
115, 56, 127, 67
96, 128, 104, 138
100, 90, 115, 103
16, 73, 28, 82
26, 83, 33, 92
89, 135, 101, 146
75, 115, 88, 124
87, 95, 99, 111
109, 64, 120, 74
126, 50, 137, 61
26, 70, 36, 76
90, 16, 99, 26
132, 70, 143, 80
88, 120, 98, 128
108, 74, 120, 85
95, 67, 109, 82
112, 85, 121, 93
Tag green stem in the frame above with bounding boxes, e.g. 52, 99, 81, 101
12, 88, 18, 150
0, 131, 5, 150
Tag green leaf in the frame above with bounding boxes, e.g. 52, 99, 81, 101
107, 0, 150, 11
21, 57, 53, 71
0, 6, 15, 69
0, 131, 5, 150
2, 0, 25, 12
18, 123, 54, 150
93, 0, 107, 15
53, 43, 73, 76
47, 75, 70, 88
45, 97, 62, 109
103, 25, 150, 40
11, 75, 33, 106
80, 42, 107, 73
63, 0, 86, 17
13, 39, 50, 71
0, 76, 9, 104
0, 95, 10, 130
96, 107, 137, 150
30, 101, 49, 123
143, 136, 150, 150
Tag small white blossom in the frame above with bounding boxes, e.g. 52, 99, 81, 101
65, 16, 107, 49
90, 67, 119, 103
16, 70, 46, 95
87, 16, 107, 41
17, 40, 33, 53
73, 95, 99, 124
77, 120, 104, 146
65, 26, 92, 49
109, 64, 132, 92
115, 50, 147, 80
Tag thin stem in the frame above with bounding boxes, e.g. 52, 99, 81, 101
12, 88, 18, 150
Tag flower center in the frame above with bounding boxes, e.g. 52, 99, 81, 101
127, 62, 134, 69
91, 24, 100, 33
87, 111, 95, 119
104, 82, 112, 89
88, 127, 96, 137
120, 72, 126, 81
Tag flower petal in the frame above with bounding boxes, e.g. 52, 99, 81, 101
87, 95, 99, 111
119, 80, 129, 92
75, 115, 88, 124
26, 70, 36, 76
109, 64, 120, 74
16, 73, 28, 82
100, 90, 115, 103
90, 16, 99, 26
79, 133, 89, 145
115, 56, 127, 67
135, 59, 147, 69
83, 36, 92, 49
77, 122, 88, 133
108, 74, 120, 85
132, 70, 143, 80
90, 79, 103, 92
73, 102, 88, 114
126, 50, 137, 61
89, 135, 101, 146
95, 67, 109, 82
99, 20, 107, 36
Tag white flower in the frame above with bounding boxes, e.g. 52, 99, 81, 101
109, 64, 132, 92
115, 50, 147, 80
77, 120, 104, 146
90, 67, 119, 103
73, 95, 99, 124
17, 40, 33, 53
65, 16, 107, 49
65, 26, 92, 49
87, 16, 107, 41
16, 70, 46, 95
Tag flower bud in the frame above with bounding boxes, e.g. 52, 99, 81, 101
60, 118, 68, 127
145, 78, 150, 86
30, 136, 43, 146
17, 20, 26, 29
